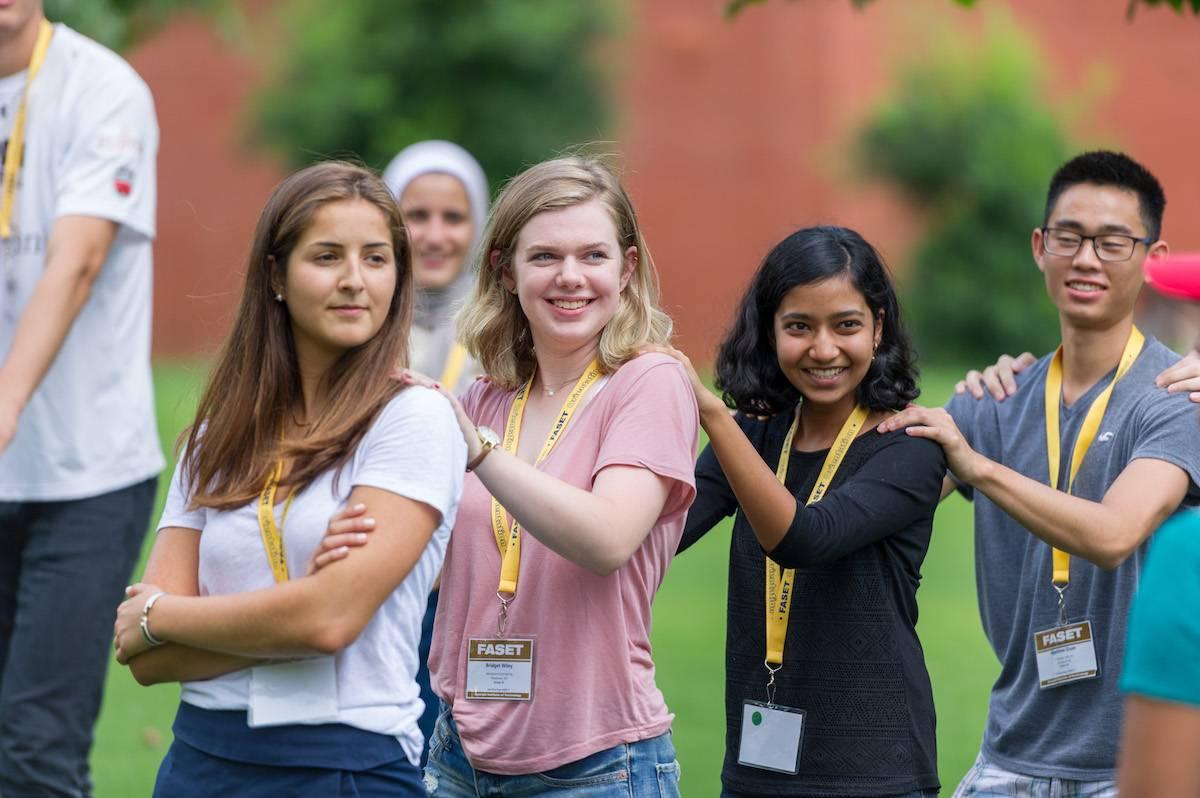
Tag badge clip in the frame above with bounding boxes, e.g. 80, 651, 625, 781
496, 591, 514, 638
1054, 583, 1068, 627
764, 660, 782, 706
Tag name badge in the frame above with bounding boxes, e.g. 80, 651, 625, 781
1033, 619, 1100, 689
737, 700, 805, 774
465, 637, 534, 700
248, 656, 339, 727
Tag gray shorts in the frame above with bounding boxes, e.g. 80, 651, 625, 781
953, 753, 1117, 798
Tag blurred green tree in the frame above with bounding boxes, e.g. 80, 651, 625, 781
46, 0, 231, 51
856, 18, 1075, 363
252, 0, 617, 189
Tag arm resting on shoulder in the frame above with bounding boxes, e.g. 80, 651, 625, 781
133, 485, 440, 658
676, 417, 758, 554
0, 215, 116, 452
474, 452, 672, 576
692, 405, 800, 553
965, 456, 1187, 570
678, 438, 741, 555
881, 406, 1189, 570
768, 436, 945, 568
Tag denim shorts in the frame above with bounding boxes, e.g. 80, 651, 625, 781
423, 702, 681, 796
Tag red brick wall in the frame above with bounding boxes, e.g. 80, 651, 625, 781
130, 1, 1200, 358
623, 0, 1200, 359
128, 15, 284, 357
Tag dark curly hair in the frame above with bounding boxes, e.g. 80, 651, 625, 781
714, 225, 919, 416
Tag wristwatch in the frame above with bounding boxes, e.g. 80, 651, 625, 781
466, 426, 500, 472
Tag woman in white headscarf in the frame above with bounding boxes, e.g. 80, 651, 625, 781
381, 141, 489, 762
383, 141, 490, 397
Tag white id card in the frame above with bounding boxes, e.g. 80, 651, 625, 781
1033, 619, 1100, 689
465, 637, 535, 700
737, 700, 805, 774
248, 656, 339, 727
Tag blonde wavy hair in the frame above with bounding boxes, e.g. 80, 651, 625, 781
457, 156, 672, 389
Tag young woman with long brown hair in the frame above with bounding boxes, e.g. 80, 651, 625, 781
111, 161, 465, 796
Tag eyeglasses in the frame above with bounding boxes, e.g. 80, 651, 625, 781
1041, 227, 1153, 262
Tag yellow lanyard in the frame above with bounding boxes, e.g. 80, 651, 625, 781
439, 342, 468, 390
765, 403, 870, 668
490, 360, 603, 597
256, 459, 297, 584
0, 19, 54, 239
1044, 325, 1144, 587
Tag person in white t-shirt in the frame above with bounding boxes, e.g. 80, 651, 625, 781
0, 2, 161, 794
111, 161, 465, 796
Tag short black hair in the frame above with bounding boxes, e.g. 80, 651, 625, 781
714, 225, 919, 416
1044, 151, 1166, 241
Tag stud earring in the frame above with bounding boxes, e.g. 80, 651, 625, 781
274, 293, 284, 303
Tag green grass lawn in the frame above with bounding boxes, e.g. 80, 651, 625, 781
90, 362, 997, 796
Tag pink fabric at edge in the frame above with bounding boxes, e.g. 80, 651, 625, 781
428, 352, 699, 775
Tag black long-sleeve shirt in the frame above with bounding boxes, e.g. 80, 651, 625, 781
681, 411, 945, 797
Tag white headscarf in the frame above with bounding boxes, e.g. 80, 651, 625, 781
383, 140, 490, 253
382, 141, 489, 388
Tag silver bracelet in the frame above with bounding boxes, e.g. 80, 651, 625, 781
140, 591, 168, 648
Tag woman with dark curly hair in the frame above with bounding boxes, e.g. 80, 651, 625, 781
656, 225, 944, 798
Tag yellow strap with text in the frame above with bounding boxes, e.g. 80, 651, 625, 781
0, 19, 54, 239
439, 343, 469, 390
490, 360, 603, 596
257, 459, 297, 584
765, 403, 870, 666
1044, 325, 1144, 586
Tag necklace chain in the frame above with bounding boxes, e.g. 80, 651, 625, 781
541, 368, 590, 396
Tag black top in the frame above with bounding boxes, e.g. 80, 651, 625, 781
681, 411, 945, 797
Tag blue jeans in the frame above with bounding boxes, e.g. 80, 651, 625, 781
416, 588, 440, 767
722, 791, 936, 797
424, 703, 681, 796
0, 479, 156, 798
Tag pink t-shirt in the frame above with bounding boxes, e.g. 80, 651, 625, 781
429, 352, 699, 774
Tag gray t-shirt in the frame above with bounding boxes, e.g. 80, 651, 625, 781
946, 337, 1200, 780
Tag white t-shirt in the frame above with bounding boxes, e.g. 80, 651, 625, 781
157, 387, 467, 765
0, 23, 162, 500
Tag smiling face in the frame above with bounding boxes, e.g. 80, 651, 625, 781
278, 199, 398, 373
1033, 182, 1167, 331
773, 274, 883, 412
399, 173, 474, 290
502, 198, 636, 357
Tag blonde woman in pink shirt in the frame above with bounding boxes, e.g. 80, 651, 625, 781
317, 156, 698, 795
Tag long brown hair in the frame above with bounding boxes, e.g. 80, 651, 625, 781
183, 161, 412, 510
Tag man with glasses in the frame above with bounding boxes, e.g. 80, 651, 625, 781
881, 150, 1200, 795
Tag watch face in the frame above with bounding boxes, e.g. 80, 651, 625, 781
478, 425, 501, 447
